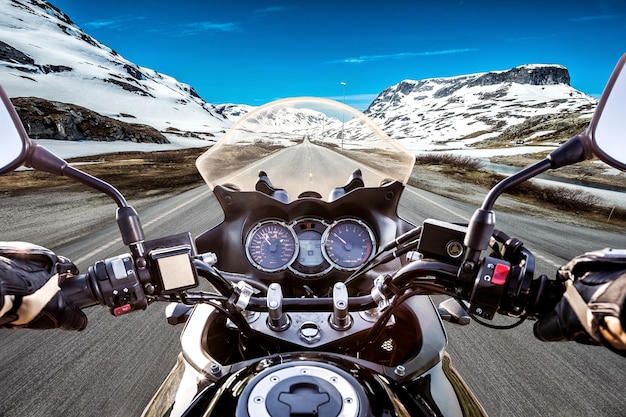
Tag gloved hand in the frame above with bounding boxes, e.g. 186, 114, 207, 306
0, 242, 87, 330
534, 248, 626, 356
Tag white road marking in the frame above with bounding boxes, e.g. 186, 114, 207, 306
405, 186, 468, 221
74, 189, 209, 265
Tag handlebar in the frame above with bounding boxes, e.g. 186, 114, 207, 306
59, 219, 566, 324
59, 252, 380, 315
61, 272, 97, 310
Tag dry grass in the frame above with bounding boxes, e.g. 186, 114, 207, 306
0, 147, 209, 198
415, 154, 482, 172
2, 149, 624, 224
412, 154, 626, 224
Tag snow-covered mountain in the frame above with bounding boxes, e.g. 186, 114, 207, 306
365, 65, 598, 151
214, 103, 255, 121
0, 0, 599, 152
0, 0, 247, 141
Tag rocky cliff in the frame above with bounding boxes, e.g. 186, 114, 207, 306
11, 97, 168, 143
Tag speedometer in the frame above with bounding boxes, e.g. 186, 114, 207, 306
245, 221, 298, 272
322, 219, 375, 270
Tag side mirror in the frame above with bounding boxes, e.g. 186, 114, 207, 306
465, 53, 626, 265
0, 84, 29, 174
589, 53, 626, 170
0, 83, 144, 246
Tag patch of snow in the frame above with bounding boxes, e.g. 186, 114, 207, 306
34, 137, 212, 160
526, 130, 556, 140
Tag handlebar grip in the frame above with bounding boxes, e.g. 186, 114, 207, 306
61, 273, 99, 309
61, 255, 148, 315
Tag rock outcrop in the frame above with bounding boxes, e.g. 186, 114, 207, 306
11, 97, 169, 143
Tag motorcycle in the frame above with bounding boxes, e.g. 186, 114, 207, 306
1, 52, 625, 417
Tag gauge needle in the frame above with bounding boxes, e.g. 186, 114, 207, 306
333, 233, 347, 245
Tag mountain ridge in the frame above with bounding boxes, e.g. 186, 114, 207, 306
365, 64, 597, 152
0, 0, 241, 141
0, 0, 598, 151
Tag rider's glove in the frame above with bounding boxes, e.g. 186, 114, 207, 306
0, 242, 87, 330
534, 248, 626, 355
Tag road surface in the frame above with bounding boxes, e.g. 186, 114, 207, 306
0, 167, 625, 416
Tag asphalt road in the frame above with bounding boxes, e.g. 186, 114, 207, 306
213, 139, 400, 200
1, 177, 626, 416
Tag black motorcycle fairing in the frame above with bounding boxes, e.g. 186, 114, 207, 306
180, 355, 471, 417
195, 180, 413, 296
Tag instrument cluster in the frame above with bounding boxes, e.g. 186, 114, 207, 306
245, 218, 376, 278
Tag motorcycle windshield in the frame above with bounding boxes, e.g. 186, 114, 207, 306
196, 97, 416, 201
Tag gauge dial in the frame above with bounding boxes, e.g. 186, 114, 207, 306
246, 221, 297, 272
323, 219, 375, 270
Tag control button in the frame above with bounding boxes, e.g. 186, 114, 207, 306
113, 304, 132, 316
111, 258, 127, 280
492, 263, 509, 285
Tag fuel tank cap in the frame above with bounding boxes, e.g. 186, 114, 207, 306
236, 362, 367, 417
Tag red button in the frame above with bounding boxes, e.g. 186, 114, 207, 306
113, 304, 132, 316
492, 264, 509, 285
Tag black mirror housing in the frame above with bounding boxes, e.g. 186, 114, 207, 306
588, 53, 626, 170
0, 85, 29, 174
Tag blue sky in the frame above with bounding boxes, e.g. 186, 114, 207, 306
51, 0, 625, 109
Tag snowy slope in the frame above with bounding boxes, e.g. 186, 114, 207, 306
0, 0, 241, 137
0, 0, 598, 156
365, 65, 597, 151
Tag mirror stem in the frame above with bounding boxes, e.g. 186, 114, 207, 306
547, 134, 589, 170
480, 158, 552, 211
28, 144, 128, 208
27, 144, 145, 246
479, 134, 588, 212
65, 164, 129, 208
463, 159, 551, 266
464, 133, 590, 266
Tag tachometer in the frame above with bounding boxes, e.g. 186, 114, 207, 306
245, 221, 298, 272
322, 219, 375, 270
